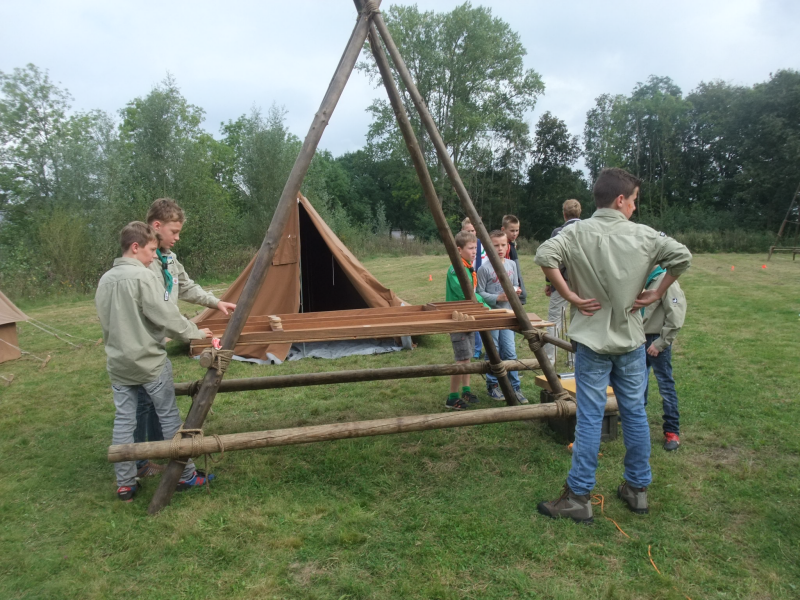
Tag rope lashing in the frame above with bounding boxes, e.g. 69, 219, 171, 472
169, 427, 225, 492
490, 362, 507, 379
521, 329, 544, 353
186, 380, 202, 398
362, 0, 380, 16
552, 391, 574, 419
198, 348, 234, 375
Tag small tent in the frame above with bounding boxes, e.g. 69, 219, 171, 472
0, 290, 29, 364
191, 194, 407, 363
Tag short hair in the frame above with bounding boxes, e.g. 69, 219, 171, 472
593, 168, 642, 208
146, 197, 185, 224
461, 217, 472, 229
489, 229, 507, 240
454, 231, 476, 249
120, 221, 157, 253
562, 199, 582, 219
501, 214, 519, 228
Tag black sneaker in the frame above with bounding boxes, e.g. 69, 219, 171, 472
663, 432, 680, 452
117, 485, 137, 502
461, 391, 480, 404
445, 396, 468, 410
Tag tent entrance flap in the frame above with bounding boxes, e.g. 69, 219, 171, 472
299, 202, 369, 313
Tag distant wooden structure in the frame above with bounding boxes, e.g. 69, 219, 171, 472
110, 0, 580, 514
768, 182, 800, 260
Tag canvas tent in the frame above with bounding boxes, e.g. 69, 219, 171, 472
191, 194, 407, 363
0, 290, 29, 364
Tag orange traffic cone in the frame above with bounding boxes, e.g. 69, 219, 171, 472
428, 274, 433, 281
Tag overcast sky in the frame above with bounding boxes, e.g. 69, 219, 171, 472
2, 0, 798, 157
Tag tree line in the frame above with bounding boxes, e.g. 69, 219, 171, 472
1, 2, 797, 299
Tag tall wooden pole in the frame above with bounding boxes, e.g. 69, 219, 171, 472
370, 13, 568, 399
362, 14, 518, 405
147, 3, 381, 515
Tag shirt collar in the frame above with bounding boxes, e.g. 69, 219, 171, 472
592, 208, 629, 221
113, 257, 147, 268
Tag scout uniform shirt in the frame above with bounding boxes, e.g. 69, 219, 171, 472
534, 208, 692, 355
643, 270, 687, 351
148, 249, 220, 308
96, 257, 204, 385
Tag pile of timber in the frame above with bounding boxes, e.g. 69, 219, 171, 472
192, 301, 552, 349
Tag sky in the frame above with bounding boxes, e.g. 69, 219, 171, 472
1, 0, 798, 158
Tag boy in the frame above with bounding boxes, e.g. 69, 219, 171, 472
461, 217, 486, 359
134, 198, 236, 478
96, 222, 215, 501
477, 230, 527, 404
445, 231, 489, 410
534, 168, 691, 523
544, 199, 582, 366
642, 265, 687, 451
501, 215, 527, 306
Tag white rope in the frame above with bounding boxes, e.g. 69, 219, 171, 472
0, 336, 48, 363
27, 317, 96, 343
22, 320, 81, 348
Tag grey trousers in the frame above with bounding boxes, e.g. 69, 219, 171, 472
111, 359, 195, 487
546, 290, 569, 365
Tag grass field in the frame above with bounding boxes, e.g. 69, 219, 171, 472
1, 253, 799, 599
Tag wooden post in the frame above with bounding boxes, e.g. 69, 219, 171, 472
174, 358, 540, 396
110, 398, 619, 463
362, 13, 518, 405
146, 3, 381, 515
370, 14, 567, 398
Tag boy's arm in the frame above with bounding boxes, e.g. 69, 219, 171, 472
653, 281, 686, 351
476, 266, 498, 308
174, 257, 223, 309
445, 266, 466, 302
141, 276, 205, 341
633, 236, 692, 311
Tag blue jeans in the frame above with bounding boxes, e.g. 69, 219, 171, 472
134, 386, 164, 469
645, 334, 680, 435
484, 329, 520, 391
568, 343, 651, 495
473, 332, 482, 357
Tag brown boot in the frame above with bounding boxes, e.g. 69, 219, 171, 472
617, 481, 648, 514
537, 484, 593, 524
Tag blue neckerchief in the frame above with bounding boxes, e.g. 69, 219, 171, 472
640, 266, 667, 316
157, 249, 174, 296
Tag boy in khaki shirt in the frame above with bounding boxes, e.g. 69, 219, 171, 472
534, 168, 691, 523
96, 222, 214, 501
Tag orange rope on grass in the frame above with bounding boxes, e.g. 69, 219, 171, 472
591, 494, 630, 538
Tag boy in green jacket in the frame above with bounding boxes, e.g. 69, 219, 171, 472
445, 231, 489, 409
96, 221, 214, 502
134, 198, 236, 478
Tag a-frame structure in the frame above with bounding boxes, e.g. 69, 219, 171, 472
768, 181, 800, 260
128, 0, 575, 514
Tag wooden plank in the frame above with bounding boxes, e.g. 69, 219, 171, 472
534, 374, 614, 399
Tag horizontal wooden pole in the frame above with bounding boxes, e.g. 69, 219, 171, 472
174, 358, 541, 396
108, 397, 619, 463
541, 333, 573, 352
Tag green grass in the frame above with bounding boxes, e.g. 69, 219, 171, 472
1, 253, 799, 599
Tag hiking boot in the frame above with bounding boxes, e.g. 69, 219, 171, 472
136, 460, 166, 478
461, 390, 480, 404
117, 485, 137, 502
663, 432, 681, 452
537, 484, 593, 524
445, 396, 468, 410
176, 471, 216, 492
617, 481, 648, 514
487, 385, 505, 401
514, 390, 529, 404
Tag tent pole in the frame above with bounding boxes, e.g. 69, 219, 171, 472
147, 3, 381, 515
370, 13, 568, 399
363, 16, 518, 404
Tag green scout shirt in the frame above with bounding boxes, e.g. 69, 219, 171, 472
445, 263, 489, 308
643, 271, 686, 351
147, 249, 220, 309
534, 208, 692, 355
96, 257, 204, 385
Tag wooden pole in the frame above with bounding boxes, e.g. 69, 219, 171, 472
362, 13, 518, 404
174, 358, 540, 396
146, 4, 381, 515
541, 333, 573, 353
110, 398, 617, 463
370, 14, 568, 399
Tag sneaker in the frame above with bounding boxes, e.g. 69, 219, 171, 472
176, 471, 216, 492
537, 484, 593, 524
663, 432, 680, 452
487, 385, 505, 400
136, 460, 166, 478
514, 390, 529, 404
473, 350, 482, 360
617, 481, 648, 514
445, 396, 468, 410
461, 390, 480, 404
117, 485, 137, 502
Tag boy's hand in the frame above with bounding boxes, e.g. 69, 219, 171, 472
497, 293, 508, 302
632, 290, 661, 311
566, 292, 601, 316
544, 285, 551, 297
647, 343, 661, 357
217, 301, 236, 315
200, 328, 213, 338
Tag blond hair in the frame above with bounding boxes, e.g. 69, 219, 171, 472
120, 221, 157, 252
454, 231, 476, 249
562, 199, 582, 219
146, 197, 185, 224
501, 214, 519, 228
489, 229, 507, 240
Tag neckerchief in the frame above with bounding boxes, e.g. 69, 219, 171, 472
462, 257, 477, 290
640, 266, 666, 316
157, 249, 174, 296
